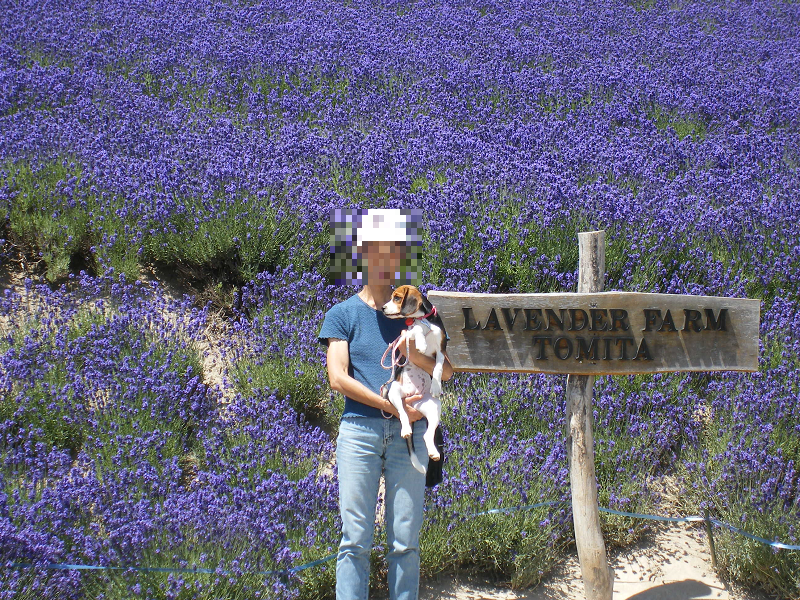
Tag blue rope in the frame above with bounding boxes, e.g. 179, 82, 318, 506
4, 556, 339, 577
5, 563, 219, 575
5, 501, 800, 577
599, 507, 800, 550
3, 554, 336, 575
598, 506, 706, 523
287, 553, 336, 573
708, 518, 800, 551
466, 500, 562, 518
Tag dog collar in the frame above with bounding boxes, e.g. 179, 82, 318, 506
405, 306, 436, 327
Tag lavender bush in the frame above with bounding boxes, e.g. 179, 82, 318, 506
2, 0, 799, 596
0, 275, 337, 599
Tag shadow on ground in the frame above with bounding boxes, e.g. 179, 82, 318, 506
625, 579, 717, 599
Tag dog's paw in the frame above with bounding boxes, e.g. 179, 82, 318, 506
400, 425, 413, 439
428, 449, 441, 461
430, 380, 442, 398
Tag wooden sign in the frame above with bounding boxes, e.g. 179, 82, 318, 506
428, 291, 760, 375
430, 231, 760, 600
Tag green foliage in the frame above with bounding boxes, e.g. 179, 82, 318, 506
328, 159, 371, 204
4, 91, 798, 599
420, 192, 587, 293
139, 193, 302, 283
680, 443, 800, 597
410, 170, 447, 194
422, 510, 565, 589
4, 158, 96, 282
520, 54, 555, 74
649, 104, 709, 141
90, 192, 144, 283
0, 301, 208, 568
229, 295, 336, 431
494, 201, 585, 293
233, 356, 328, 428
297, 543, 337, 599
5, 12, 797, 599
133, 66, 250, 117
0, 305, 109, 465
89, 334, 204, 493
0, 348, 86, 460
4, 158, 325, 294
603, 216, 793, 306
675, 340, 800, 598
76, 546, 296, 600
413, 378, 569, 589
24, 47, 73, 69
713, 526, 800, 598
538, 91, 595, 116
631, 0, 657, 10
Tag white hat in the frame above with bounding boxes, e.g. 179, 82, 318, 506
356, 209, 411, 245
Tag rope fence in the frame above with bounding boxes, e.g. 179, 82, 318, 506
5, 500, 799, 578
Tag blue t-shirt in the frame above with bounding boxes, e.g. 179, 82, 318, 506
318, 293, 408, 418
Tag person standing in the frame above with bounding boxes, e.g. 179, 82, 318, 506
318, 209, 453, 600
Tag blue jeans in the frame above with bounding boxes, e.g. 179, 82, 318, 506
335, 415, 426, 600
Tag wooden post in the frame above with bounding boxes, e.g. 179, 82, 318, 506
566, 231, 614, 599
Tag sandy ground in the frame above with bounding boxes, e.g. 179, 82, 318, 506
135, 264, 238, 405
418, 521, 773, 600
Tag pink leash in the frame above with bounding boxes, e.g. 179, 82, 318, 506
381, 333, 409, 371
379, 331, 411, 418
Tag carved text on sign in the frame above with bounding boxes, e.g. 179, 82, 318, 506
429, 291, 759, 375
459, 307, 729, 363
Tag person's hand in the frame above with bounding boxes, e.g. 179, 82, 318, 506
403, 394, 424, 422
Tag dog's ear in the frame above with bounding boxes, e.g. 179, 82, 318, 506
420, 293, 433, 316
399, 287, 419, 316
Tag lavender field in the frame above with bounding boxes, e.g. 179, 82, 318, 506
1, 0, 799, 597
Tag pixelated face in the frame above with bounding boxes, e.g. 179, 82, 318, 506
328, 208, 422, 286
361, 241, 409, 285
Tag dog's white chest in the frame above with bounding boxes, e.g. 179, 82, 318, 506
399, 365, 431, 398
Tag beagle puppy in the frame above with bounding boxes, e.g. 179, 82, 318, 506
382, 285, 447, 471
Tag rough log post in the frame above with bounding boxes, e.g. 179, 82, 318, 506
566, 231, 614, 599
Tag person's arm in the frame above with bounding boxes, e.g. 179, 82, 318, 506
398, 334, 454, 382
326, 338, 424, 421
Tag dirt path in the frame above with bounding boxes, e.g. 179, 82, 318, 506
419, 520, 773, 600
135, 265, 237, 405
